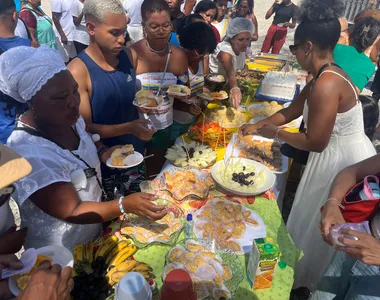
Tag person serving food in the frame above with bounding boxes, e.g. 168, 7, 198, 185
2, 46, 167, 250
209, 17, 254, 108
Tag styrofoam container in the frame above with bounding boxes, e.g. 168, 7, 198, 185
115, 272, 152, 300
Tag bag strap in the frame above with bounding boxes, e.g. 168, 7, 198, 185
13, 125, 109, 200
363, 175, 380, 199
316, 62, 341, 79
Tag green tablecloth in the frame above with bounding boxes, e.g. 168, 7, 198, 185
134, 196, 301, 300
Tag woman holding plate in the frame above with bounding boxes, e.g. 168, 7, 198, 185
2, 46, 167, 250
170, 19, 218, 143
209, 17, 254, 108
129, 0, 188, 175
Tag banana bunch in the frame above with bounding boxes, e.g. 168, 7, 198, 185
106, 260, 137, 286
130, 262, 156, 281
106, 241, 137, 271
105, 261, 155, 286
73, 241, 94, 274
95, 235, 119, 258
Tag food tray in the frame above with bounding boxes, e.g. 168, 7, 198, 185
255, 82, 300, 103
193, 199, 266, 255
205, 107, 249, 129
120, 199, 184, 248
159, 168, 215, 201
165, 141, 217, 169
254, 53, 288, 61
163, 238, 245, 300
225, 134, 288, 174
187, 121, 234, 149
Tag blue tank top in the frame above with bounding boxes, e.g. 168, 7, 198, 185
78, 51, 144, 154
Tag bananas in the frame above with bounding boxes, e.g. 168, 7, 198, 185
73, 243, 84, 265
84, 240, 93, 264
73, 236, 154, 291
105, 261, 156, 286
107, 243, 137, 270
129, 262, 155, 283
106, 260, 137, 286
105, 240, 131, 265
73, 241, 93, 274
131, 262, 153, 273
95, 235, 119, 258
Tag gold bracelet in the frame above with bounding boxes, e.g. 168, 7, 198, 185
325, 198, 344, 209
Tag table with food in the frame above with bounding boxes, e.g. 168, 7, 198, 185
7, 53, 308, 300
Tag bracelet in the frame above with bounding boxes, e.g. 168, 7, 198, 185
97, 145, 108, 156
275, 128, 281, 141
119, 196, 126, 215
325, 198, 344, 209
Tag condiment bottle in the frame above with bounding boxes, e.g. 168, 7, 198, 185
184, 214, 193, 239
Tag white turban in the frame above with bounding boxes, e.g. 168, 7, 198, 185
226, 17, 255, 40
0, 46, 67, 103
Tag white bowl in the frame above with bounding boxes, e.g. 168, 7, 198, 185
9, 245, 74, 296
211, 158, 276, 196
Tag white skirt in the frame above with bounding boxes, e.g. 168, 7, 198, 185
286, 131, 376, 290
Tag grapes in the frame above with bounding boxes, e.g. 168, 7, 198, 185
231, 170, 256, 186
71, 258, 113, 300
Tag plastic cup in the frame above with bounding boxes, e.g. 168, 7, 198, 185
161, 269, 197, 300
115, 272, 152, 300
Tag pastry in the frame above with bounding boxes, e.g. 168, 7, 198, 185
121, 144, 134, 156
232, 222, 246, 239
135, 89, 162, 107
111, 156, 125, 166
227, 240, 242, 252
167, 85, 191, 95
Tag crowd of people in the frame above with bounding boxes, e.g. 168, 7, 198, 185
0, 0, 380, 299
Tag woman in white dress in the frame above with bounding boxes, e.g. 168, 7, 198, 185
1, 46, 167, 250
240, 0, 376, 291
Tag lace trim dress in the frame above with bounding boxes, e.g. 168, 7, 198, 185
286, 70, 377, 290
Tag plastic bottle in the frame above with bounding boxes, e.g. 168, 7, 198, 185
184, 214, 193, 239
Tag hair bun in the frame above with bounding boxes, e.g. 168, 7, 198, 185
298, 0, 345, 22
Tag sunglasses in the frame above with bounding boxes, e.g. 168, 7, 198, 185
0, 185, 15, 207
289, 43, 301, 55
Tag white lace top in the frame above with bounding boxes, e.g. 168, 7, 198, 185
7, 117, 102, 250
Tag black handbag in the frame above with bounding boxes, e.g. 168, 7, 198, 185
279, 62, 342, 166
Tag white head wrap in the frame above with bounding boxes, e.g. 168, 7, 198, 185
225, 17, 255, 40
0, 46, 67, 103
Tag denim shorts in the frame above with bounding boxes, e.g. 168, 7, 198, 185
312, 251, 380, 300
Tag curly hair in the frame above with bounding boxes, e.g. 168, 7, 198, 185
297, 0, 345, 22
178, 22, 217, 54
295, 0, 345, 50
351, 17, 380, 53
